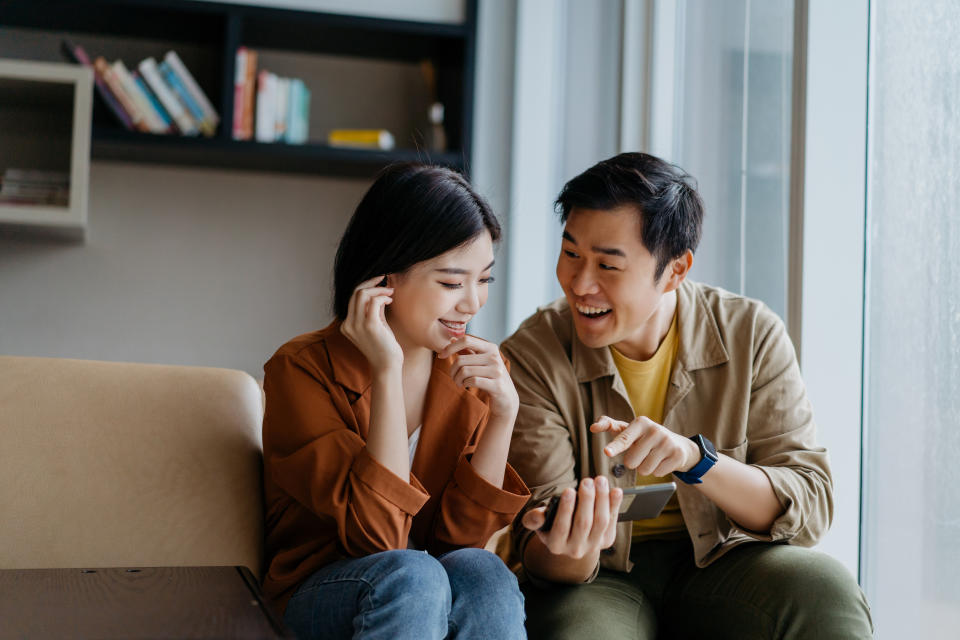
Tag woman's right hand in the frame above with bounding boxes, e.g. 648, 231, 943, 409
340, 275, 403, 370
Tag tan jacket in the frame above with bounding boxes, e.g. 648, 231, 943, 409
262, 322, 530, 611
502, 280, 832, 581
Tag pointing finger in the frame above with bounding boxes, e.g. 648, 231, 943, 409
590, 416, 629, 433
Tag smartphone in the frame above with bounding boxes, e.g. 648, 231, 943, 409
539, 482, 677, 532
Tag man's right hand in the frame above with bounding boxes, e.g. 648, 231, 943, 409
521, 476, 623, 561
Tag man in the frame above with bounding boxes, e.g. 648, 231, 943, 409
502, 152, 872, 639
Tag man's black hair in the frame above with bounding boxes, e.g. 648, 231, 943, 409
556, 152, 704, 281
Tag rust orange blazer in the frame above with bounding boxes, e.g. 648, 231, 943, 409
261, 321, 531, 612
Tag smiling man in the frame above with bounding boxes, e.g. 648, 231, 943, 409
502, 152, 873, 639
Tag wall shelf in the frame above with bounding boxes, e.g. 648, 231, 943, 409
0, 58, 92, 237
1, 0, 477, 178
91, 126, 465, 176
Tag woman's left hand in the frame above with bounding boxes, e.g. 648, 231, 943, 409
438, 336, 519, 421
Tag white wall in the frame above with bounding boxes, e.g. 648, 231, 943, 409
0, 162, 363, 376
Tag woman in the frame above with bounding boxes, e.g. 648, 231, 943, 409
261, 163, 530, 640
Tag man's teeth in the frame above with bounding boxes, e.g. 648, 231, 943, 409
576, 303, 611, 316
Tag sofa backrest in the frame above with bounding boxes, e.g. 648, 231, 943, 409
0, 356, 265, 578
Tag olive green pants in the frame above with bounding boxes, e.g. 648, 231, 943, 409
521, 539, 873, 640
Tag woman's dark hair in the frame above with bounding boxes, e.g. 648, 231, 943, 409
555, 152, 704, 281
333, 163, 501, 320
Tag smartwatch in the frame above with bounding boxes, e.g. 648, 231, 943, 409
673, 434, 718, 485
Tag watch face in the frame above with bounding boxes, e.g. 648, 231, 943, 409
698, 434, 719, 461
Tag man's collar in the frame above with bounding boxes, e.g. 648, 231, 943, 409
570, 280, 728, 383
674, 279, 729, 371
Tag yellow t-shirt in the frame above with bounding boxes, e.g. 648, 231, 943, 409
609, 313, 686, 539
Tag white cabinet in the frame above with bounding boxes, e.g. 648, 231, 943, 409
0, 59, 92, 237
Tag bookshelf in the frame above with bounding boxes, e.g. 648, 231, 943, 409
0, 0, 477, 177
0, 59, 92, 236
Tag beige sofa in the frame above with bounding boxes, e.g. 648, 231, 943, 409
0, 356, 265, 578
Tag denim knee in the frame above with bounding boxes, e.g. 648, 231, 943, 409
441, 548, 525, 639
372, 549, 452, 608
283, 549, 453, 640
441, 548, 517, 587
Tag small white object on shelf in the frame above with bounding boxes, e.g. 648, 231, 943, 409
0, 58, 92, 238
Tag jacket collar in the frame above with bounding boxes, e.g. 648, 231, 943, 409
324, 322, 373, 395
570, 279, 729, 384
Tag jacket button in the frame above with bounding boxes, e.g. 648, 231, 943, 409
612, 463, 626, 477
602, 546, 616, 556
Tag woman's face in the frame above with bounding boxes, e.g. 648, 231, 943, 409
386, 232, 495, 354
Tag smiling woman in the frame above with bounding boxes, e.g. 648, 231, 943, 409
260, 163, 529, 640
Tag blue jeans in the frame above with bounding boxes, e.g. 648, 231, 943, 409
283, 548, 526, 640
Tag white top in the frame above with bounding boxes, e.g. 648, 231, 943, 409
408, 425, 422, 467
406, 425, 423, 550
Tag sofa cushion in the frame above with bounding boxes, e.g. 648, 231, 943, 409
0, 356, 264, 578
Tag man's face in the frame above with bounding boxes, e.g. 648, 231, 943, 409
556, 206, 672, 353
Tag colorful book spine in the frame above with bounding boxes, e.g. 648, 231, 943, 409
285, 79, 310, 145
232, 47, 248, 140
60, 40, 133, 131
241, 49, 258, 141
159, 60, 214, 137
93, 57, 149, 133
328, 129, 395, 150
112, 60, 165, 133
274, 76, 290, 141
255, 70, 277, 143
284, 78, 301, 144
133, 71, 175, 133
139, 57, 199, 136
163, 50, 219, 130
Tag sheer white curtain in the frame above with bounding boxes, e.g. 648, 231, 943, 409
861, 1, 960, 635
653, 0, 795, 321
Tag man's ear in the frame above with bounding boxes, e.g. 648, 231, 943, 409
662, 250, 693, 293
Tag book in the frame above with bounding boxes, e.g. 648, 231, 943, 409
284, 78, 300, 144
133, 71, 175, 133
93, 57, 150, 133
4, 168, 69, 183
60, 40, 133, 131
139, 57, 199, 136
328, 129, 395, 150
1, 169, 69, 206
255, 70, 277, 143
163, 51, 219, 131
274, 76, 290, 142
112, 59, 166, 133
241, 49, 258, 141
232, 47, 248, 140
285, 79, 310, 145
159, 60, 214, 137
